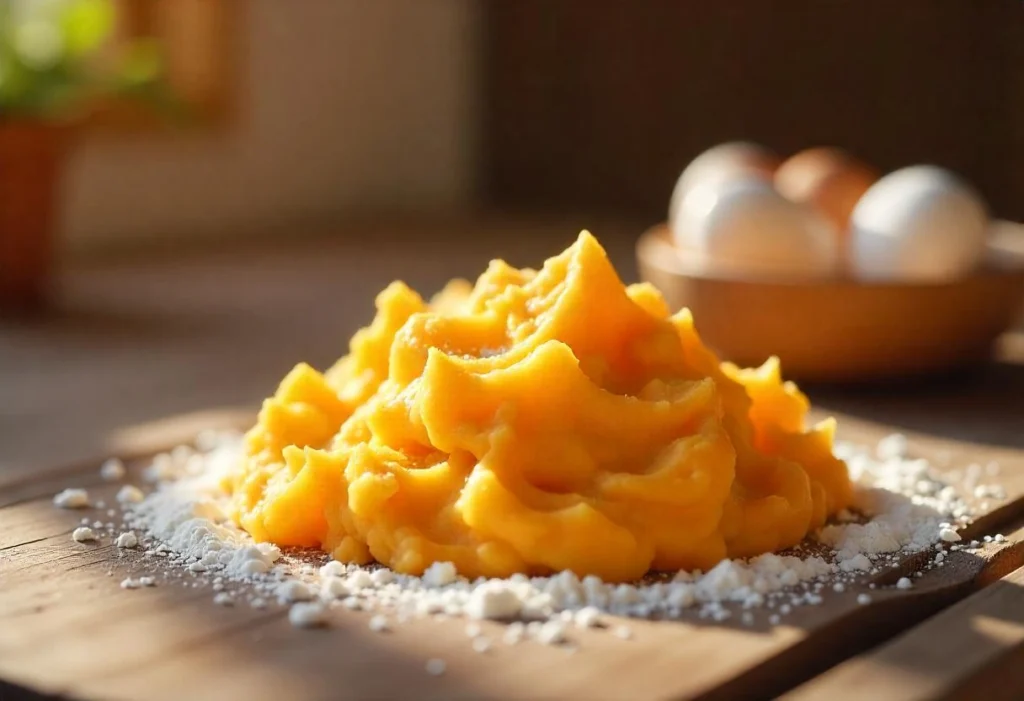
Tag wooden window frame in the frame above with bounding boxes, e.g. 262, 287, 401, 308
84, 0, 242, 134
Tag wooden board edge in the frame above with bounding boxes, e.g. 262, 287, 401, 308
780, 562, 1024, 701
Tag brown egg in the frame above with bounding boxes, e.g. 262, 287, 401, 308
774, 147, 879, 236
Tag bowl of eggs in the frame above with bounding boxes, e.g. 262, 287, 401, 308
638, 142, 1024, 382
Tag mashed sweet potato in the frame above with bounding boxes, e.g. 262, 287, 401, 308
228, 231, 851, 582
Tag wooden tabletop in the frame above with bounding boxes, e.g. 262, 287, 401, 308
2, 217, 1023, 701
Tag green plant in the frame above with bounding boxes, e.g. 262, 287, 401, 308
0, 0, 173, 121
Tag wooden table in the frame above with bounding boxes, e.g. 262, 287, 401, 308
2, 218, 1023, 701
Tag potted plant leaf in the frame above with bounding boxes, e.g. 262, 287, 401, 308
0, 0, 171, 311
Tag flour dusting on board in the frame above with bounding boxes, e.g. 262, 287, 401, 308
57, 431, 1009, 656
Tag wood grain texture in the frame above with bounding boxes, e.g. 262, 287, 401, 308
1, 219, 1023, 700
783, 564, 1024, 701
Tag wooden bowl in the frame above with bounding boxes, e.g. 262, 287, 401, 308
636, 222, 1024, 383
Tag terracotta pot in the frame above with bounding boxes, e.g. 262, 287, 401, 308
0, 122, 68, 312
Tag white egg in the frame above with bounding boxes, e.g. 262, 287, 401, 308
669, 142, 778, 247
684, 178, 840, 279
849, 165, 988, 281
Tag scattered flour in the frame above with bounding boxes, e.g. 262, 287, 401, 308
574, 606, 602, 628
71, 526, 96, 542
55, 489, 90, 509
100, 458, 126, 482
120, 576, 156, 589
116, 485, 145, 505
289, 602, 327, 628
536, 620, 568, 646
53, 430, 1007, 652
116, 531, 139, 549
278, 580, 314, 603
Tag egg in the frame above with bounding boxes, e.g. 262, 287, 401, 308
849, 165, 988, 281
686, 177, 840, 279
774, 147, 879, 236
669, 142, 779, 247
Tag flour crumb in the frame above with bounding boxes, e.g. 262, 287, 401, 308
939, 528, 961, 543
465, 581, 522, 620
319, 561, 347, 578
289, 602, 327, 628
368, 614, 389, 633
321, 577, 351, 600
371, 569, 394, 586
612, 625, 633, 640
896, 577, 913, 590
55, 489, 90, 509
120, 576, 155, 589
71, 526, 96, 542
214, 592, 234, 606
472, 636, 492, 653
537, 620, 568, 646
116, 531, 139, 549
876, 433, 908, 460
422, 561, 458, 588
100, 458, 127, 481
425, 658, 447, 676
574, 606, 602, 628
974, 485, 1006, 500
346, 569, 373, 591
277, 580, 313, 603
116, 485, 145, 504
857, 593, 872, 605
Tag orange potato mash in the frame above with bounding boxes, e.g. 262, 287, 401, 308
229, 232, 851, 582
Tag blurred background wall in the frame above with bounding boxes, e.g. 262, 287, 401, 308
52, 0, 1024, 254
482, 1, 1024, 223
62, 0, 480, 253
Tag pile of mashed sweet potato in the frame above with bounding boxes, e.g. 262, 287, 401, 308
228, 232, 851, 582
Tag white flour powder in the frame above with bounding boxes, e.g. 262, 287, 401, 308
58, 430, 1008, 651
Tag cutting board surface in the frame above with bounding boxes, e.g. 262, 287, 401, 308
2, 221, 1023, 700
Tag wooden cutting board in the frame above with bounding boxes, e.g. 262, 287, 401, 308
2, 415, 1023, 701
2, 222, 1023, 700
